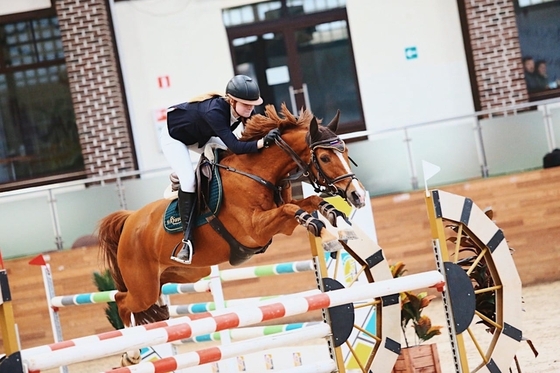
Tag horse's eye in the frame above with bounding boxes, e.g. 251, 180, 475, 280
320, 155, 330, 163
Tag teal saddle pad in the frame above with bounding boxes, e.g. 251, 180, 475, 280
163, 164, 222, 233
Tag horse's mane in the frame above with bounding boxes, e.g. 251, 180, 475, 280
240, 103, 317, 141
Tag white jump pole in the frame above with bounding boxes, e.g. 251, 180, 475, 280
49, 281, 212, 308
29, 255, 68, 373
104, 323, 332, 373
47, 259, 313, 308
208, 264, 237, 373
177, 321, 322, 343
22, 270, 443, 372
168, 293, 313, 316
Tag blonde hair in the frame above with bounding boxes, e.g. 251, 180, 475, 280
188, 92, 224, 103
188, 92, 252, 124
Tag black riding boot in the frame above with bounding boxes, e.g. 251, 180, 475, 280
170, 190, 196, 264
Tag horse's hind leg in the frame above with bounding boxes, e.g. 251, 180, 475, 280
159, 266, 212, 285
121, 349, 141, 367
116, 291, 169, 327
114, 291, 133, 327
116, 262, 165, 326
115, 290, 163, 367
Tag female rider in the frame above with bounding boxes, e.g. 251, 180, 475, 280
160, 75, 279, 264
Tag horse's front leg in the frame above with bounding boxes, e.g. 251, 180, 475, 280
251, 202, 343, 252
288, 196, 357, 241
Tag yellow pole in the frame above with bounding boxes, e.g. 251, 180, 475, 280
425, 191, 470, 373
0, 253, 20, 356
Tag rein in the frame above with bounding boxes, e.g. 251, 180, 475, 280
211, 129, 358, 206
213, 163, 285, 206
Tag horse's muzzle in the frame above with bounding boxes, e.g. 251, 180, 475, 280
349, 190, 366, 209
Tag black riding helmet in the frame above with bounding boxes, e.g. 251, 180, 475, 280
226, 75, 263, 105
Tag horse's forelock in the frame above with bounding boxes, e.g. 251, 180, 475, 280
296, 106, 316, 128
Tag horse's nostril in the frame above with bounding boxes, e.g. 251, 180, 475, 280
351, 191, 365, 208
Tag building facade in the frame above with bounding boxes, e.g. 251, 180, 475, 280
0, 0, 558, 192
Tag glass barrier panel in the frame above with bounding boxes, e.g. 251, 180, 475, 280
56, 184, 122, 250
347, 131, 413, 196
0, 193, 57, 258
550, 107, 560, 149
480, 110, 548, 175
122, 173, 170, 210
408, 119, 482, 187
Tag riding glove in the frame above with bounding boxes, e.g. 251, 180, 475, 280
262, 128, 281, 148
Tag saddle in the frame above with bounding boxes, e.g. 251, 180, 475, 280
163, 144, 225, 233
163, 144, 271, 266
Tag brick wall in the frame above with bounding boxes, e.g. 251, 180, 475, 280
54, 0, 136, 177
461, 0, 529, 111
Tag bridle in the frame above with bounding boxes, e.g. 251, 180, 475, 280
213, 129, 358, 206
275, 134, 359, 202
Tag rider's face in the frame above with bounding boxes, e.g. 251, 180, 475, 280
233, 101, 254, 118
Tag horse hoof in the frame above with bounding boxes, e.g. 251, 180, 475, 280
121, 349, 141, 366
322, 239, 343, 253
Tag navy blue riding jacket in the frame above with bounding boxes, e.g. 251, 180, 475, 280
167, 96, 259, 154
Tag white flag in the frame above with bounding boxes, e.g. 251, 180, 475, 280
422, 160, 441, 182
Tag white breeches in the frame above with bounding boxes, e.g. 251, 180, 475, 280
160, 125, 225, 192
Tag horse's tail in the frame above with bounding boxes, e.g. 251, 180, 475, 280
97, 210, 132, 292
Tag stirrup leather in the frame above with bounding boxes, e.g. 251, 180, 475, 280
170, 239, 193, 265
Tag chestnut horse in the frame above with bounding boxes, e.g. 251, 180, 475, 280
98, 104, 367, 327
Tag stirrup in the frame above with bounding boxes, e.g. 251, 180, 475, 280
170, 239, 193, 265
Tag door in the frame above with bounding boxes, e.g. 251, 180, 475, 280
225, 3, 365, 134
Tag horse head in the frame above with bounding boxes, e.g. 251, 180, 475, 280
305, 110, 366, 209
242, 104, 366, 209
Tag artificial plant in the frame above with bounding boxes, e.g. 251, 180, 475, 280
391, 262, 443, 348
92, 269, 124, 330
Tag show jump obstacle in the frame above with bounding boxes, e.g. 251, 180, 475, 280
0, 190, 523, 373
0, 253, 18, 358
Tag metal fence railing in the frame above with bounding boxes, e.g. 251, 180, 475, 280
1, 97, 559, 259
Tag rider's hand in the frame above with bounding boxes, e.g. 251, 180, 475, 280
262, 128, 281, 148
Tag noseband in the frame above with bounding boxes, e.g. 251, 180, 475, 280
309, 137, 359, 200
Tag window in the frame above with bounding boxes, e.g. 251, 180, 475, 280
223, 0, 365, 135
515, 0, 560, 99
517, 0, 558, 7
223, 0, 347, 27
0, 14, 83, 188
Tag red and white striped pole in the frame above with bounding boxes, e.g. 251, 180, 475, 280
22, 288, 321, 358
106, 323, 332, 373
23, 270, 443, 372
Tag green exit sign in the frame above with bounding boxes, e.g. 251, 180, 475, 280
405, 46, 418, 60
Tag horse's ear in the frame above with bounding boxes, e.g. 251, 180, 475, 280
326, 110, 340, 133
310, 116, 319, 139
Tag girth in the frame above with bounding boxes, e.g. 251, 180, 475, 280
206, 214, 271, 266
196, 150, 273, 266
